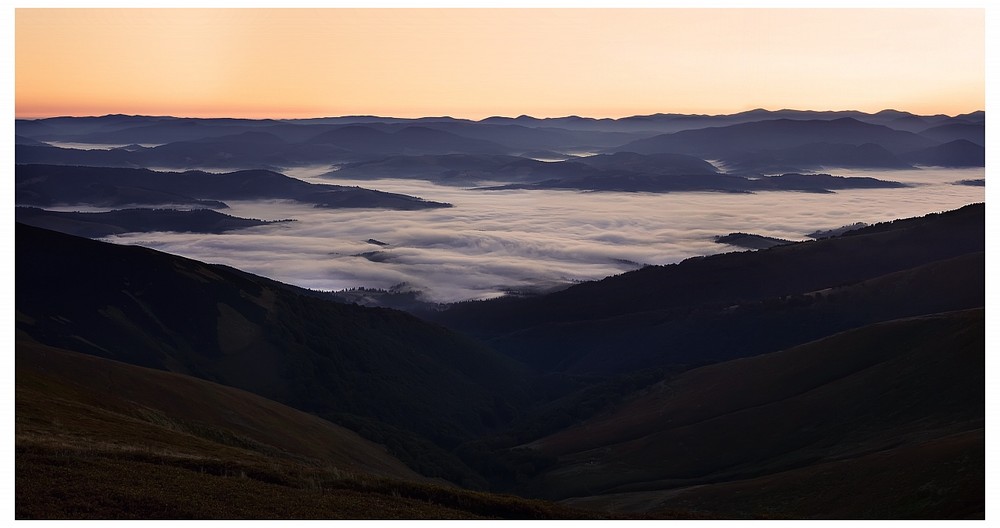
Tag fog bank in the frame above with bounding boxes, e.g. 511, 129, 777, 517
98, 167, 985, 303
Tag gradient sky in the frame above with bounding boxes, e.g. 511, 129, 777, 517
14, 8, 985, 119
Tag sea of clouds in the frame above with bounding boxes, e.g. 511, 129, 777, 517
95, 166, 985, 303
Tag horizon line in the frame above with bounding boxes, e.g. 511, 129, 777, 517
14, 107, 987, 122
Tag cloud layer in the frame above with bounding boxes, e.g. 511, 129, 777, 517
97, 167, 985, 303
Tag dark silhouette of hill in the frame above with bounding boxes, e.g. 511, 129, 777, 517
15, 112, 985, 173
478, 109, 966, 135
16, 125, 519, 169
430, 204, 984, 373
722, 142, 910, 174
333, 153, 903, 193
615, 118, 937, 159
138, 131, 293, 167
16, 144, 139, 167
15, 114, 182, 139
15, 164, 451, 210
481, 109, 879, 134
23, 116, 282, 144
14, 135, 48, 146
748, 173, 905, 191
303, 125, 509, 155
903, 139, 985, 167
522, 309, 983, 519
333, 154, 527, 183
478, 251, 984, 375
17, 342, 638, 520
954, 110, 985, 124
918, 123, 984, 145
16, 223, 528, 486
807, 222, 867, 239
17, 111, 983, 147
570, 152, 718, 174
954, 179, 985, 187
15, 206, 290, 238
482, 172, 905, 194
383, 121, 645, 151
714, 232, 792, 250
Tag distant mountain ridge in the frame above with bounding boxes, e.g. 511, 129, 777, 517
15, 206, 291, 238
16, 109, 984, 174
15, 164, 451, 210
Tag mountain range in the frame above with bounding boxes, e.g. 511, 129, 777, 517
16, 109, 985, 177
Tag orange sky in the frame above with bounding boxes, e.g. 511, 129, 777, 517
14, 8, 985, 119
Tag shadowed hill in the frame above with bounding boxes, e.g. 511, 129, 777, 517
614, 118, 937, 158
721, 142, 910, 174
17, 342, 639, 519
918, 123, 984, 145
303, 125, 509, 155
15, 164, 451, 210
16, 340, 424, 480
433, 204, 984, 345
903, 139, 985, 167
458, 250, 984, 375
714, 232, 793, 250
15, 207, 290, 238
333, 152, 904, 193
15, 223, 528, 485
523, 310, 983, 519
569, 152, 718, 174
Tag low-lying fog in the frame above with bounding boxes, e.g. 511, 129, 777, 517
98, 166, 984, 303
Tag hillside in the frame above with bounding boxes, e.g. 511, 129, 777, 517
15, 164, 451, 210
16, 223, 528, 486
614, 118, 937, 158
15, 207, 290, 237
16, 341, 633, 520
903, 139, 985, 167
433, 204, 984, 353
521, 310, 983, 519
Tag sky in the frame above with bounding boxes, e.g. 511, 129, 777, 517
13, 8, 985, 119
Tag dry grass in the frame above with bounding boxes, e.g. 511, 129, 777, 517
15, 341, 637, 520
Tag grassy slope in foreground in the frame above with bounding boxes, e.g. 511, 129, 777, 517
16, 340, 636, 520
523, 309, 983, 519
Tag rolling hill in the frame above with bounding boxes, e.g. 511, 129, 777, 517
16, 340, 633, 520
15, 207, 291, 237
614, 118, 937, 160
15, 164, 451, 210
432, 204, 985, 359
15, 222, 527, 486
521, 310, 983, 519
903, 139, 985, 167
